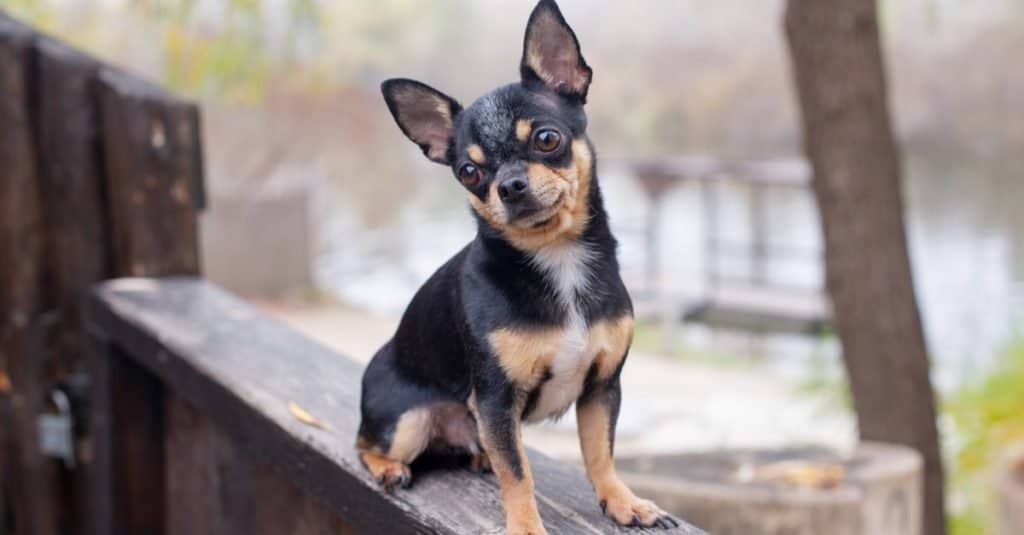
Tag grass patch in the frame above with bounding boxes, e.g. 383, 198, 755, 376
946, 335, 1024, 534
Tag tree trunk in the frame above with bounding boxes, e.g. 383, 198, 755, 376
783, 2, 946, 535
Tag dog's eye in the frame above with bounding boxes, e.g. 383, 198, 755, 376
458, 164, 482, 187
533, 129, 562, 153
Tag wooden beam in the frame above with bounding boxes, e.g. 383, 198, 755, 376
91, 66, 204, 535
90, 278, 706, 535
0, 14, 64, 535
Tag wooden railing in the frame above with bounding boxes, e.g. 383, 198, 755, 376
89, 278, 706, 534
1, 10, 202, 535
0, 10, 706, 535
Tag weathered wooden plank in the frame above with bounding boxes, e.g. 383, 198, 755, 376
1, 395, 8, 535
32, 34, 109, 535
93, 65, 205, 535
0, 14, 63, 535
86, 332, 114, 535
166, 394, 357, 535
88, 333, 173, 535
34, 35, 107, 374
90, 277, 706, 535
97, 66, 202, 277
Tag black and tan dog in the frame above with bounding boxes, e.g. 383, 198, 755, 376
357, 1, 677, 533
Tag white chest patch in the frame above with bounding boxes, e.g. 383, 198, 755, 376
525, 243, 596, 423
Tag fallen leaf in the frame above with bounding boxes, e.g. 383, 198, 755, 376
754, 461, 845, 489
288, 401, 329, 430
0, 371, 11, 394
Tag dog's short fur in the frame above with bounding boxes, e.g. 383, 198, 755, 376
358, 1, 678, 532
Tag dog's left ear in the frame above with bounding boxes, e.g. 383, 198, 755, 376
520, 0, 592, 103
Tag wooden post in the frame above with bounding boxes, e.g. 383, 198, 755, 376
87, 335, 167, 535
0, 16, 64, 535
98, 67, 203, 278
90, 66, 204, 535
34, 36, 107, 381
32, 35, 109, 533
0, 11, 204, 532
1, 395, 8, 535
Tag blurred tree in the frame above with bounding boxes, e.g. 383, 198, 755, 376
784, 1, 946, 534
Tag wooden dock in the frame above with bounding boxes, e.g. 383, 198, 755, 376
608, 156, 831, 337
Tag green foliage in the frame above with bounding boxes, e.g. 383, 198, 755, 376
157, 0, 272, 101
0, 0, 59, 33
946, 336, 1024, 535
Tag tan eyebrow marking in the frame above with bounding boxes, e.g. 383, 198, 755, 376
467, 144, 486, 165
516, 119, 533, 143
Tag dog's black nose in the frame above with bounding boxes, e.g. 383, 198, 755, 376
498, 177, 529, 204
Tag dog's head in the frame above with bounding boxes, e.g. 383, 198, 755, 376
382, 0, 594, 251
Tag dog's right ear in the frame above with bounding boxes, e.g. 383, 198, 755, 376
382, 79, 463, 165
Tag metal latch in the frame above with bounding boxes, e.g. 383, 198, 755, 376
38, 389, 76, 468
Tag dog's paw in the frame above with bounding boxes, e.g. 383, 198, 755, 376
506, 522, 549, 535
505, 509, 548, 535
375, 462, 412, 491
360, 451, 412, 492
468, 451, 493, 474
599, 491, 680, 529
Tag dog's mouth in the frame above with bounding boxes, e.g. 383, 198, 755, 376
514, 193, 565, 228
531, 215, 556, 228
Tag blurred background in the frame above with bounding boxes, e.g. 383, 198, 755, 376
4, 0, 1023, 533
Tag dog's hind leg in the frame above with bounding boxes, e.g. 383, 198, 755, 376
357, 408, 432, 491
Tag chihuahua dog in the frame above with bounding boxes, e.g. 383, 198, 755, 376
357, 1, 677, 533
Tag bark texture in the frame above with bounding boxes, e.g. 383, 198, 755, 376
783, 2, 946, 534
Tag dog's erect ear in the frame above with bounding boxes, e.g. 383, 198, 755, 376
520, 0, 592, 102
381, 79, 463, 165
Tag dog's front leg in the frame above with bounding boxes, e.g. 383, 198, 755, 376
577, 374, 679, 529
470, 386, 547, 535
